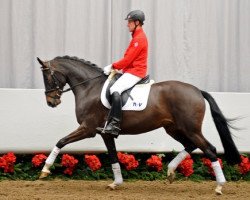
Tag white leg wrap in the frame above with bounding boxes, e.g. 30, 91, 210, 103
42, 146, 61, 172
42, 163, 52, 173
112, 163, 123, 185
212, 161, 226, 185
168, 150, 189, 170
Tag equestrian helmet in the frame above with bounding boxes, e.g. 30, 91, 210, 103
125, 10, 145, 25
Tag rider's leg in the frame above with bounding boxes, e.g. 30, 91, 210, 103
103, 92, 122, 135
109, 73, 142, 95
99, 73, 141, 136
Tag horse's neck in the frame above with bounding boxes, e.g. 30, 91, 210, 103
60, 62, 104, 97
57, 60, 105, 123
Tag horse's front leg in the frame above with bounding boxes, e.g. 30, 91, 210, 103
101, 135, 123, 189
39, 124, 95, 179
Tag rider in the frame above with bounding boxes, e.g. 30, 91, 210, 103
97, 10, 148, 136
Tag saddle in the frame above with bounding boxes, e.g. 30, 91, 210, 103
106, 74, 150, 106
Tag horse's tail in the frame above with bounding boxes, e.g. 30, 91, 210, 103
201, 90, 241, 164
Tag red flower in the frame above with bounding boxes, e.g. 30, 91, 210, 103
0, 157, 7, 168
117, 152, 139, 170
0, 152, 16, 173
63, 167, 74, 175
3, 152, 16, 164
201, 157, 223, 176
177, 155, 194, 177
117, 152, 128, 164
238, 155, 250, 174
61, 154, 78, 168
32, 154, 47, 167
61, 154, 78, 175
146, 155, 163, 172
84, 155, 102, 171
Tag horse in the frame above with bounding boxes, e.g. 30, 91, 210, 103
37, 56, 240, 195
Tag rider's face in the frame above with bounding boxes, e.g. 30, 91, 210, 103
127, 20, 139, 32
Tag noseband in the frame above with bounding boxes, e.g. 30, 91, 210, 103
41, 61, 63, 99
41, 61, 103, 99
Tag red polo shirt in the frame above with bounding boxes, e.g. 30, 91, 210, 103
112, 28, 148, 78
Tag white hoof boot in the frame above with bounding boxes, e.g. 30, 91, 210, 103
107, 182, 120, 190
39, 170, 51, 179
39, 163, 52, 179
215, 185, 223, 195
167, 169, 175, 183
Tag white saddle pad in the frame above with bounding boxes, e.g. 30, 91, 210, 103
101, 78, 155, 111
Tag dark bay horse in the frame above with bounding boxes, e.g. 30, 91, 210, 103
37, 56, 240, 194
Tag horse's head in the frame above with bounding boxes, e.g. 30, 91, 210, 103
37, 57, 66, 107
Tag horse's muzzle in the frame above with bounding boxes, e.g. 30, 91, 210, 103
46, 98, 61, 108
47, 101, 56, 107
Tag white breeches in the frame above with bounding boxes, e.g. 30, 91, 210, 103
110, 73, 142, 95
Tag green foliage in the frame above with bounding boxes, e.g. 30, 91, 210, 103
0, 153, 249, 182
242, 172, 250, 181
223, 161, 242, 181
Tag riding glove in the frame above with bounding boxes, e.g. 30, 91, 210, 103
103, 64, 113, 75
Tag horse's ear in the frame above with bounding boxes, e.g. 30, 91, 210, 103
37, 57, 45, 66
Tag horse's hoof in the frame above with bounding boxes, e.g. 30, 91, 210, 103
39, 171, 50, 179
215, 185, 223, 195
167, 172, 175, 184
107, 182, 118, 190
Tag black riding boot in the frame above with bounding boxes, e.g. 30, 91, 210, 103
97, 92, 122, 136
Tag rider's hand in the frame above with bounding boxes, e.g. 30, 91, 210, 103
103, 64, 112, 75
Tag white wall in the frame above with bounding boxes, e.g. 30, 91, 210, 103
1, 0, 250, 92
0, 89, 249, 153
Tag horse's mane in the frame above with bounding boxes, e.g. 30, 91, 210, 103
54, 55, 103, 72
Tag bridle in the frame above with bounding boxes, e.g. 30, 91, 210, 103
41, 61, 104, 100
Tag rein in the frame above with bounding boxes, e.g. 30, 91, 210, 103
62, 74, 103, 93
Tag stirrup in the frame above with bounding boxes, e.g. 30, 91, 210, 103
96, 127, 120, 138
104, 119, 121, 135
105, 129, 120, 138
96, 127, 105, 133
96, 125, 120, 135
96, 121, 120, 137
104, 126, 121, 135
96, 120, 109, 133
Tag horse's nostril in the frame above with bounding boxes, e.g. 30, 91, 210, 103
47, 102, 54, 107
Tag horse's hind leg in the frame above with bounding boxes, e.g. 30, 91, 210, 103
101, 134, 123, 189
167, 144, 196, 183
188, 133, 226, 195
164, 128, 197, 183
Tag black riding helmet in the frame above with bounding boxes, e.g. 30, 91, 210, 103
125, 10, 145, 25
